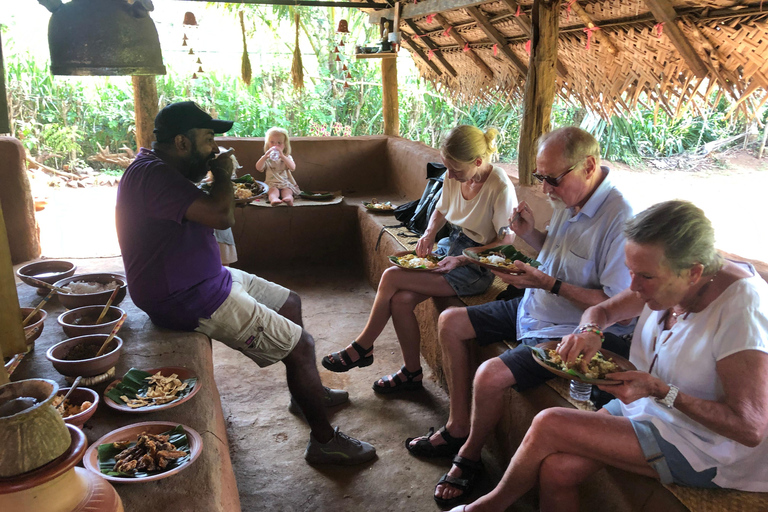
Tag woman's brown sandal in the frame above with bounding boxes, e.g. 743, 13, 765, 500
322, 340, 373, 373
372, 365, 423, 394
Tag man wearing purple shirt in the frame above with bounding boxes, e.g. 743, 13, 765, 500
116, 101, 375, 465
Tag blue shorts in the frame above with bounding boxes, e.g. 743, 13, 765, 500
604, 400, 719, 488
435, 226, 494, 296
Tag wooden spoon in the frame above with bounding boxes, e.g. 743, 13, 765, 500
94, 315, 126, 357
22, 288, 56, 327
57, 376, 82, 412
95, 286, 121, 324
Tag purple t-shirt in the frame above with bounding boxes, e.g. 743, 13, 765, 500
115, 148, 232, 330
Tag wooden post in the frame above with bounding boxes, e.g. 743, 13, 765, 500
132, 75, 159, 151
517, 0, 560, 186
0, 32, 10, 134
0, 202, 27, 385
382, 57, 399, 136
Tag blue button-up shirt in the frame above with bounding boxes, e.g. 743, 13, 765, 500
517, 167, 634, 339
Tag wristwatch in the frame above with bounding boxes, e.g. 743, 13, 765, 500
550, 279, 562, 296
657, 384, 679, 409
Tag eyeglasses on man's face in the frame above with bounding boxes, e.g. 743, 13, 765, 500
532, 160, 581, 187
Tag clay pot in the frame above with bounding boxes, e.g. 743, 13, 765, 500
0, 424, 123, 512
54, 387, 99, 428
20, 308, 47, 348
0, 379, 71, 478
53, 273, 127, 309
46, 335, 123, 378
57, 305, 126, 337
16, 260, 76, 296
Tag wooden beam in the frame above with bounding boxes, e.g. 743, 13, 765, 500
404, 19, 458, 77
518, 0, 560, 186
466, 6, 527, 78
568, 1, 619, 55
0, 202, 27, 384
402, 35, 443, 76
435, 13, 494, 79
369, 0, 489, 23
498, 0, 531, 36
382, 57, 399, 136
0, 32, 9, 134
132, 76, 158, 151
643, 0, 708, 78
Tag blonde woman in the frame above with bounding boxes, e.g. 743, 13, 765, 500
323, 125, 518, 393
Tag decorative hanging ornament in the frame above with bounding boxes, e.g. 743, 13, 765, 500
337, 19, 350, 33
343, 81, 350, 88
182, 40, 187, 47
333, 46, 339, 53
583, 26, 600, 50
427, 49, 434, 60
442, 26, 452, 37
339, 39, 345, 47
346, 72, 352, 79
342, 64, 348, 71
525, 39, 531, 54
654, 22, 664, 38
192, 72, 199, 79
463, 42, 469, 52
515, 5, 520, 16
196, 58, 202, 64
335, 55, 341, 62
183, 12, 198, 26
198, 66, 204, 73
188, 49, 195, 55
493, 43, 498, 56
183, 34, 188, 42
426, 14, 434, 24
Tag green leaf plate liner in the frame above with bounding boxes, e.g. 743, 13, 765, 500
97, 425, 191, 478
465, 245, 541, 268
529, 345, 613, 383
104, 368, 197, 408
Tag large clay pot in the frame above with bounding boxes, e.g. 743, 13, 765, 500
0, 424, 123, 512
0, 379, 71, 477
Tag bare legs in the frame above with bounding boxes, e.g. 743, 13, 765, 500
268, 187, 294, 206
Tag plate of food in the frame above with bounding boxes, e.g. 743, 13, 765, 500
200, 174, 267, 204
463, 245, 541, 274
363, 199, 396, 212
529, 340, 635, 385
388, 250, 445, 271
299, 191, 335, 201
103, 367, 199, 413
84, 422, 202, 483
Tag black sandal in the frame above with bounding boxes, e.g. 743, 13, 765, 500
321, 340, 373, 373
405, 426, 467, 458
372, 365, 423, 394
434, 455, 483, 508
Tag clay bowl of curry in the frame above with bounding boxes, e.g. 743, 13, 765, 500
58, 305, 126, 337
46, 334, 123, 378
53, 386, 99, 428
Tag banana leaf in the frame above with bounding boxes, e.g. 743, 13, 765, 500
466, 245, 541, 268
231, 174, 255, 184
528, 345, 600, 382
105, 368, 197, 408
97, 425, 191, 478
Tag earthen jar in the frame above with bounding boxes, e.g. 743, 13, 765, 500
0, 379, 71, 477
0, 424, 123, 512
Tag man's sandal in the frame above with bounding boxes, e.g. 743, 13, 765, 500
434, 455, 483, 508
321, 340, 373, 373
372, 365, 423, 394
405, 426, 468, 458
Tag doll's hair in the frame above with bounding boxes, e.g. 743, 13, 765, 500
264, 127, 292, 155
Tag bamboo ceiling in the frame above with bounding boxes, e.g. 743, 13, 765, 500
369, 0, 768, 119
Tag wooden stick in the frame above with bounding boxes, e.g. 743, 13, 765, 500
95, 315, 126, 357
23, 275, 69, 294
22, 288, 56, 327
95, 287, 121, 324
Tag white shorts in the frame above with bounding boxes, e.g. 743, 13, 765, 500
195, 268, 302, 367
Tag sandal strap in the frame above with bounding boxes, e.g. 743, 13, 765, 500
436, 426, 466, 446
350, 340, 372, 358
437, 473, 470, 492
332, 349, 353, 366
400, 365, 422, 380
452, 455, 483, 475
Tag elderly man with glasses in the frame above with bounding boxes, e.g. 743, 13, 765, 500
405, 126, 636, 508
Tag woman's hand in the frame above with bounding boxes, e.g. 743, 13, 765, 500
597, 371, 665, 404
435, 255, 466, 273
415, 235, 436, 257
557, 332, 602, 367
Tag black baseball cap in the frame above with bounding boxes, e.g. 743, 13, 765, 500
154, 101, 234, 142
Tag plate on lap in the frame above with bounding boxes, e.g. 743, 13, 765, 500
388, 250, 444, 271
463, 245, 540, 274
103, 366, 200, 413
529, 340, 635, 386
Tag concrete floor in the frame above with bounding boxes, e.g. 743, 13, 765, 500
211, 264, 506, 512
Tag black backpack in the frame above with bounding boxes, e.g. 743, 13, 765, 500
393, 162, 451, 239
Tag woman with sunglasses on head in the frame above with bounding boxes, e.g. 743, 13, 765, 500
322, 125, 518, 393
451, 200, 768, 512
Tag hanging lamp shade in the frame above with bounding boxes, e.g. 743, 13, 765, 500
183, 12, 198, 26
337, 19, 349, 33
43, 0, 166, 76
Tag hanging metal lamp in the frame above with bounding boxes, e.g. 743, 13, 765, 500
41, 0, 166, 76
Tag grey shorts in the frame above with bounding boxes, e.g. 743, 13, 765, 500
435, 226, 494, 296
604, 399, 719, 488
195, 267, 302, 368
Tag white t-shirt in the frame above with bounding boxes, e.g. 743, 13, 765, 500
619, 263, 768, 491
435, 165, 517, 245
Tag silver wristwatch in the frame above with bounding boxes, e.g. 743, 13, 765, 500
657, 384, 679, 409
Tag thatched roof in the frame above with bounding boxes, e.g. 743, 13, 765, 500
369, 1, 768, 119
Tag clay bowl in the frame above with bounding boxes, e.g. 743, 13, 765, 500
57, 306, 126, 337
53, 273, 127, 309
16, 260, 77, 295
20, 307, 48, 348
46, 335, 123, 378
54, 387, 99, 428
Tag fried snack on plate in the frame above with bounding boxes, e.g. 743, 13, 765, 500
546, 349, 620, 379
121, 371, 188, 408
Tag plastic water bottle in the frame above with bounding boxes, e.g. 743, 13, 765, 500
570, 380, 592, 402
269, 149, 280, 161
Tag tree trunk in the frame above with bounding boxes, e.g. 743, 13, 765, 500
132, 75, 158, 151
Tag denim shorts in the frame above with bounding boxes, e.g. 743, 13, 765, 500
435, 226, 494, 296
604, 399, 719, 488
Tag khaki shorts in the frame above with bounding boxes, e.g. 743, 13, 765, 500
195, 268, 302, 367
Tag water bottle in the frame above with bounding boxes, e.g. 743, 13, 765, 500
269, 149, 280, 161
570, 380, 592, 402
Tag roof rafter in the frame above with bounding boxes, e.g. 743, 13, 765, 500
466, 5, 527, 78
434, 13, 494, 79
568, 1, 619, 55
404, 19, 458, 77
642, 0, 708, 78
402, 34, 444, 76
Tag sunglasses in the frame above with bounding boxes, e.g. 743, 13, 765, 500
532, 161, 580, 187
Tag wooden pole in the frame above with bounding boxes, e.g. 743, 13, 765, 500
0, 32, 10, 134
517, 0, 560, 186
132, 75, 159, 151
0, 201, 28, 385
382, 57, 399, 136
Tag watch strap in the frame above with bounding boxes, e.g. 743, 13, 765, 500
550, 279, 562, 295
658, 384, 679, 408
